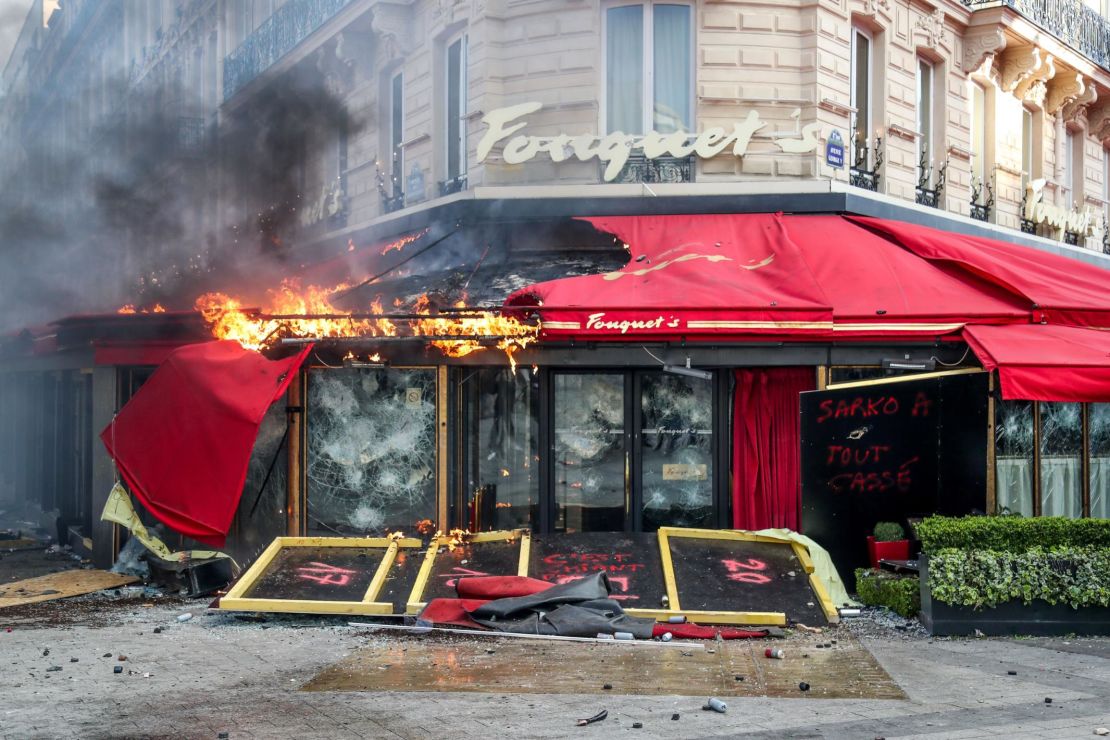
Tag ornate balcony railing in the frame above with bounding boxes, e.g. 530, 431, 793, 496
223, 0, 356, 101
969, 175, 994, 222
850, 135, 883, 192
439, 174, 468, 196
604, 153, 695, 184
915, 148, 947, 209
964, 0, 1110, 70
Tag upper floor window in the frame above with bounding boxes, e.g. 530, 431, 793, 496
850, 28, 873, 158
969, 82, 987, 186
1021, 108, 1034, 190
390, 71, 404, 183
604, 2, 693, 135
1064, 129, 1076, 208
916, 59, 934, 176
445, 34, 468, 186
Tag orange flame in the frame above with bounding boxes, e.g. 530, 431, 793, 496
195, 280, 536, 366
117, 303, 167, 314
380, 231, 424, 256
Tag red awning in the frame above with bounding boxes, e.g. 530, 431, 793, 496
101, 341, 310, 546
506, 214, 1033, 340
963, 324, 1110, 402
848, 216, 1110, 328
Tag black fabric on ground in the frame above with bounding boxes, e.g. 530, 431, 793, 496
466, 572, 656, 639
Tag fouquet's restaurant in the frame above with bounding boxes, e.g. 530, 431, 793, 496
5, 193, 1110, 580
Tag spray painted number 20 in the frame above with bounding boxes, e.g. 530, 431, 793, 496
721, 558, 771, 584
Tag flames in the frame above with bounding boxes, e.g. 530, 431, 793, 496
194, 279, 536, 368
118, 304, 166, 314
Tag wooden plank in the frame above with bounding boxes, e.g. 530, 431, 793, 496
0, 569, 138, 609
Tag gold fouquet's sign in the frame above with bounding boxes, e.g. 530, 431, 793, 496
1023, 179, 1099, 237
476, 102, 823, 181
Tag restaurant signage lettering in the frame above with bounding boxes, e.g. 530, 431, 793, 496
1023, 179, 1099, 237
476, 102, 823, 181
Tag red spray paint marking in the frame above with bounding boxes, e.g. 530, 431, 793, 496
721, 558, 771, 584
296, 562, 358, 586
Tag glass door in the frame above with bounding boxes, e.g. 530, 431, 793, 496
550, 370, 719, 533
637, 372, 716, 530
553, 373, 628, 532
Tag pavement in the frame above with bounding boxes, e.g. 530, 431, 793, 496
1, 595, 1109, 740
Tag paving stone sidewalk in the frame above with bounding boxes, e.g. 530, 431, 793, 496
1, 599, 1108, 739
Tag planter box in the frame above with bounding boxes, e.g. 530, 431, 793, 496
918, 556, 1110, 636
867, 536, 910, 568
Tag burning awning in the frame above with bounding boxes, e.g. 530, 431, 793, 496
505, 214, 1033, 340
963, 324, 1110, 402
101, 341, 310, 546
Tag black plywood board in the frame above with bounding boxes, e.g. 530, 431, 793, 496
667, 536, 825, 624
420, 538, 522, 602
242, 547, 386, 602
800, 372, 988, 573
374, 546, 423, 612
529, 532, 666, 610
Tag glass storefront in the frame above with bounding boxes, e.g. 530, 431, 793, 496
1039, 402, 1083, 517
306, 368, 437, 535
995, 399, 1034, 516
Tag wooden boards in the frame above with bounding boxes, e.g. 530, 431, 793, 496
219, 536, 422, 615
0, 569, 139, 609
406, 530, 529, 614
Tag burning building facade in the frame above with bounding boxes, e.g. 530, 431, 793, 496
3, 0, 1110, 571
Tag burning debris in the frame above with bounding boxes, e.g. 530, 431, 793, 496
194, 278, 538, 369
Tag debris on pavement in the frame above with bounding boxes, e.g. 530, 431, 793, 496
702, 698, 727, 713
575, 710, 607, 726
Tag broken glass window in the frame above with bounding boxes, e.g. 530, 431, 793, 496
306, 368, 436, 535
1040, 402, 1082, 518
1091, 403, 1110, 519
640, 372, 714, 530
994, 400, 1033, 516
554, 373, 625, 532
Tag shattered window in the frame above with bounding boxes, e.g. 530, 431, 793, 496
640, 372, 714, 530
306, 368, 436, 535
461, 368, 538, 531
554, 373, 626, 532
1040, 402, 1082, 518
995, 400, 1033, 516
1091, 404, 1110, 519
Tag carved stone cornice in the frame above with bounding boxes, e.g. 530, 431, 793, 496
1062, 84, 1097, 125
914, 9, 950, 51
1013, 53, 1055, 103
851, 0, 891, 24
1000, 46, 1043, 93
1046, 73, 1086, 117
962, 28, 1006, 75
370, 1, 415, 56
1087, 101, 1110, 140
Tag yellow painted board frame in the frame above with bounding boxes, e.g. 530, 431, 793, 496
825, 367, 983, 390
405, 530, 529, 615
220, 536, 422, 615
657, 527, 842, 626
625, 608, 786, 627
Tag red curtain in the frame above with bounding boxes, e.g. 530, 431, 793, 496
732, 368, 815, 531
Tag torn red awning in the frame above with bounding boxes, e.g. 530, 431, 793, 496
101, 341, 310, 546
505, 213, 1032, 340
963, 324, 1110, 402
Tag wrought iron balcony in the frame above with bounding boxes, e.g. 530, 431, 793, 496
850, 135, 883, 192
439, 174, 468, 196
223, 0, 356, 101
915, 148, 947, 209
604, 153, 695, 184
964, 0, 1110, 71
970, 175, 994, 222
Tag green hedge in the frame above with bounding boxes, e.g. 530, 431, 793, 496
915, 516, 1110, 554
855, 569, 921, 618
927, 547, 1110, 610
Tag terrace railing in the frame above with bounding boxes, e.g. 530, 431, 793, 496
223, 0, 355, 101
963, 0, 1110, 70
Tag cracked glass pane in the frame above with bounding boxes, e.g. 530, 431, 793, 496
554, 373, 625, 532
994, 400, 1033, 516
1039, 401, 1082, 518
461, 368, 538, 531
1091, 403, 1110, 519
640, 372, 714, 530
306, 368, 436, 535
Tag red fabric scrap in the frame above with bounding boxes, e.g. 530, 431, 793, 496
455, 576, 553, 600
417, 598, 489, 628
101, 341, 310, 546
651, 623, 769, 640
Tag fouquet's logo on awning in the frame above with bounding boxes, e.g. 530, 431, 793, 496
476, 102, 823, 181
585, 312, 681, 333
